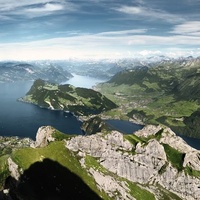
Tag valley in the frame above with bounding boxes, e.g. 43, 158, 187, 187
0, 56, 200, 200
96, 57, 200, 138
1, 0, 200, 199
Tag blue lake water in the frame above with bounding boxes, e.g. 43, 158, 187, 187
64, 73, 106, 88
0, 74, 108, 139
177, 134, 200, 150
0, 81, 83, 139
0, 74, 107, 139
0, 75, 199, 150
105, 119, 144, 134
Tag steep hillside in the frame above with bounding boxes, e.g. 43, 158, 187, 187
97, 57, 200, 138
20, 79, 117, 116
0, 125, 199, 199
173, 73, 200, 101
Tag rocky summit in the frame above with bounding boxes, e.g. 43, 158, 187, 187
1, 124, 200, 200
66, 125, 200, 200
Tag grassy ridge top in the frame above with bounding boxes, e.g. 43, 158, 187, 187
1, 125, 193, 200
21, 79, 117, 116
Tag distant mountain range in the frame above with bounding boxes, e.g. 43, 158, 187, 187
52, 56, 200, 79
0, 61, 72, 83
1, 56, 199, 83
0, 56, 200, 199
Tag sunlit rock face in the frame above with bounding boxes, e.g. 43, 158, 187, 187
66, 125, 200, 200
34, 126, 55, 148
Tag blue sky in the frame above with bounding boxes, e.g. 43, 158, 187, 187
0, 0, 200, 60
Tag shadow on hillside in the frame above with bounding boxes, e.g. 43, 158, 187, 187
5, 158, 102, 200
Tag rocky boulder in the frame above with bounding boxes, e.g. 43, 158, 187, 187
134, 124, 162, 138
7, 158, 21, 181
183, 152, 200, 171
34, 126, 55, 148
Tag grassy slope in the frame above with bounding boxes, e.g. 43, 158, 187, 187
0, 128, 199, 199
0, 155, 9, 190
11, 141, 110, 199
97, 60, 200, 138
9, 141, 156, 200
22, 79, 117, 116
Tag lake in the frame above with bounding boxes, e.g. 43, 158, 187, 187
105, 119, 144, 134
64, 73, 106, 88
0, 74, 107, 139
0, 81, 81, 139
0, 75, 199, 150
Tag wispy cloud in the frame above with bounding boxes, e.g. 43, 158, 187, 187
25, 3, 64, 13
0, 0, 51, 11
97, 29, 147, 36
0, 29, 200, 60
114, 5, 184, 23
0, 0, 77, 19
117, 6, 142, 14
171, 21, 200, 36
0, 1, 199, 60
185, 0, 200, 6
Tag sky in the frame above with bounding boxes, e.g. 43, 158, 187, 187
0, 0, 200, 60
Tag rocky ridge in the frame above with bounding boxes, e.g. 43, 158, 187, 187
66, 125, 200, 200
2, 125, 200, 200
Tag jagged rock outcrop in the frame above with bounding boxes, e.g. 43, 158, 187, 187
183, 152, 200, 171
89, 168, 135, 200
158, 165, 200, 200
134, 124, 162, 138
2, 125, 200, 200
159, 127, 196, 153
7, 158, 21, 181
65, 125, 200, 200
66, 131, 132, 157
81, 116, 110, 135
136, 125, 200, 172
34, 126, 55, 148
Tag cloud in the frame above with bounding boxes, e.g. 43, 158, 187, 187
139, 50, 161, 56
117, 6, 142, 14
97, 29, 147, 36
26, 3, 64, 13
0, 28, 200, 60
0, 0, 77, 19
138, 48, 200, 59
0, 0, 51, 11
171, 21, 200, 36
114, 5, 184, 23
185, 0, 200, 5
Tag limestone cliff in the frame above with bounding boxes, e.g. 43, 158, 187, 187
1, 124, 200, 200
66, 125, 200, 200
